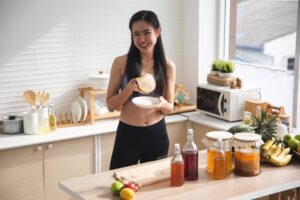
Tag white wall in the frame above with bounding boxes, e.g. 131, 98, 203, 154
182, 0, 218, 104
0, 0, 183, 116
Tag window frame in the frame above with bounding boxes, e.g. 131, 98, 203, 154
220, 0, 300, 128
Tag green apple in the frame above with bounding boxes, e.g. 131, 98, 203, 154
110, 181, 123, 196
283, 134, 293, 144
294, 134, 300, 141
288, 138, 300, 150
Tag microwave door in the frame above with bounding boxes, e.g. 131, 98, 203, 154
218, 93, 224, 116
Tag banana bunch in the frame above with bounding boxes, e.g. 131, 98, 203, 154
261, 138, 293, 167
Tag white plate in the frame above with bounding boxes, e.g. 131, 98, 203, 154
71, 101, 82, 123
76, 96, 88, 121
132, 96, 160, 109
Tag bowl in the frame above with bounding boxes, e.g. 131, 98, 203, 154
89, 72, 110, 90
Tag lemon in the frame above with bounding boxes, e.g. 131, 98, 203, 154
120, 188, 135, 200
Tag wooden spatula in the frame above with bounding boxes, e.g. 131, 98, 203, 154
23, 90, 36, 107
40, 91, 49, 107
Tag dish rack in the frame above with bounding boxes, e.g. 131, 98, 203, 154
79, 87, 120, 125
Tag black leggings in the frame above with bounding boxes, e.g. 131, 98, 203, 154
109, 118, 169, 170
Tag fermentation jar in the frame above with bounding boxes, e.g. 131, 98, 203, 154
202, 131, 233, 174
233, 132, 263, 176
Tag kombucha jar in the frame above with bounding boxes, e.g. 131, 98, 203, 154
233, 133, 263, 176
202, 131, 233, 174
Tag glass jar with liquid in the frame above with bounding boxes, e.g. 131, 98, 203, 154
182, 128, 198, 181
233, 132, 263, 176
171, 143, 184, 187
202, 131, 233, 174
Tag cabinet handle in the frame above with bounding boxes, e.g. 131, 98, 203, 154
36, 145, 43, 151
47, 144, 53, 149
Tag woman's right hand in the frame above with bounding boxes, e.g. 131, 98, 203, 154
125, 78, 139, 93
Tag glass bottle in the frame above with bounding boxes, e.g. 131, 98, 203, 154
171, 143, 184, 187
48, 104, 57, 131
213, 137, 226, 180
182, 128, 198, 180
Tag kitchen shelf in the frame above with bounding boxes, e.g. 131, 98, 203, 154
78, 86, 196, 125
79, 87, 120, 125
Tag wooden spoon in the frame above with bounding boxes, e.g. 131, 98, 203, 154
40, 92, 50, 107
22, 90, 36, 107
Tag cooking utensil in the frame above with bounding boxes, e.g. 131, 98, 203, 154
0, 115, 23, 134
23, 90, 36, 107
40, 91, 49, 107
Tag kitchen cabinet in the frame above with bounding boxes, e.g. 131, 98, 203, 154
190, 122, 219, 150
0, 136, 94, 200
99, 121, 188, 171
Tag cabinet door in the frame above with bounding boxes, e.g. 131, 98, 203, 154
191, 122, 218, 150
0, 145, 44, 200
44, 136, 94, 200
99, 132, 116, 171
166, 121, 187, 156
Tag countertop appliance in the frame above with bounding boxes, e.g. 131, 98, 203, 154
197, 83, 261, 121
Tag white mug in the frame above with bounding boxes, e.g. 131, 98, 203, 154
23, 111, 38, 134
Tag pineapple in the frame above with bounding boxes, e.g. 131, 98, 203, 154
251, 110, 278, 142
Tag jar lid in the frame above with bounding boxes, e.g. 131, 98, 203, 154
206, 131, 233, 141
234, 132, 261, 142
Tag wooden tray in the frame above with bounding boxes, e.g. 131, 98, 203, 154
207, 74, 236, 87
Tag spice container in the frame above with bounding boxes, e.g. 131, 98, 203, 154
233, 132, 263, 176
202, 131, 233, 174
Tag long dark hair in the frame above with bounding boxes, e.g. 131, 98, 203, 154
125, 10, 167, 96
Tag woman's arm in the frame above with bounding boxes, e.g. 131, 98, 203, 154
106, 56, 138, 112
158, 59, 176, 115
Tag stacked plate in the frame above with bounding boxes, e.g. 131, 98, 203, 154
71, 96, 88, 123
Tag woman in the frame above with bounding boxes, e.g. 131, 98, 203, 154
106, 10, 176, 170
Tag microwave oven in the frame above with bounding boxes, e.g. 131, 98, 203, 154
197, 83, 261, 121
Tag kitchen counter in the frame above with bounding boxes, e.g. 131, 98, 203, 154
0, 114, 187, 151
0, 111, 242, 151
59, 150, 300, 200
181, 111, 242, 131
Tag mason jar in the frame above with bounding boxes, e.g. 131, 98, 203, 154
202, 131, 233, 174
233, 132, 263, 176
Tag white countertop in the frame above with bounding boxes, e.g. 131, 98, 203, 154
181, 111, 242, 131
0, 114, 187, 151
0, 112, 244, 151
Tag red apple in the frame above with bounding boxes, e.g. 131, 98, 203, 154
123, 182, 138, 192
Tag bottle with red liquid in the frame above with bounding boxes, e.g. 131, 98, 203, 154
183, 128, 199, 181
171, 143, 184, 187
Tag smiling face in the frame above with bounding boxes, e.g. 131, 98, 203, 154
131, 20, 160, 54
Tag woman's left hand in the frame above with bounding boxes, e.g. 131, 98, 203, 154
155, 96, 168, 112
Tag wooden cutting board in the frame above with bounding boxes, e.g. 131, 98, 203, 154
114, 158, 171, 186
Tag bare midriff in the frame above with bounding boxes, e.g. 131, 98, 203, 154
120, 101, 164, 126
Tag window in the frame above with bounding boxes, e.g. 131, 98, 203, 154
223, 0, 300, 127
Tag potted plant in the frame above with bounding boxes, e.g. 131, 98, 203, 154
218, 60, 235, 78
210, 59, 222, 75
